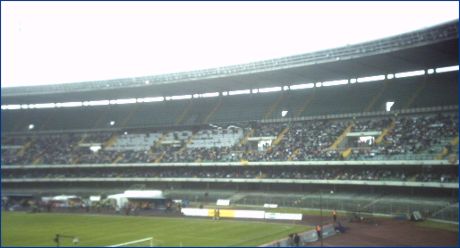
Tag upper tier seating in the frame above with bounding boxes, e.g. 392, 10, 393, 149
2, 112, 457, 165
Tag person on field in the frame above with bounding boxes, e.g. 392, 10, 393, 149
316, 225, 322, 240
334, 221, 346, 233
294, 233, 300, 247
213, 208, 220, 220
287, 234, 294, 246
332, 209, 337, 222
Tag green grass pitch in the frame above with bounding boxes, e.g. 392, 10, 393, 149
2, 212, 312, 247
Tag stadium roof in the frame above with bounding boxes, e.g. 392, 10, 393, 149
2, 20, 458, 104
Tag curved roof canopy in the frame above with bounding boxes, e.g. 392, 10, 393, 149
2, 20, 458, 104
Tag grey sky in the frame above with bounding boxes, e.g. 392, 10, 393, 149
1, 1, 458, 87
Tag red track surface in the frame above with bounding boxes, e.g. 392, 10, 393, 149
302, 215, 458, 247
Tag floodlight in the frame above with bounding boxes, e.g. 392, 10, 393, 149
322, 79, 348, 87
259, 86, 282, 93
357, 75, 385, 83
290, 83, 314, 90
394, 70, 425, 78
435, 65, 459, 73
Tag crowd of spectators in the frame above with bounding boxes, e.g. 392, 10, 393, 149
1, 148, 22, 165
2, 134, 81, 165
380, 114, 458, 155
3, 166, 457, 183
348, 113, 458, 160
2, 113, 458, 165
285, 120, 348, 161
351, 118, 392, 133
1, 136, 31, 165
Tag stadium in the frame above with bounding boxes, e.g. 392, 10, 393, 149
1, 10, 459, 247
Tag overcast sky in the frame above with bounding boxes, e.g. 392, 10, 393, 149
1, 1, 458, 88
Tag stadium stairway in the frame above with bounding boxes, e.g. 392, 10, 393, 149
76, 134, 87, 145
31, 157, 41, 165
403, 77, 428, 109
272, 127, 289, 146
296, 92, 316, 117
288, 148, 301, 161
112, 154, 124, 164
452, 137, 459, 147
436, 136, 459, 160
375, 120, 395, 144
148, 134, 167, 162
70, 134, 88, 164
239, 129, 254, 146
329, 123, 353, 150
202, 98, 223, 124
363, 81, 389, 112
153, 133, 166, 148
263, 93, 285, 119
92, 110, 110, 129
175, 100, 193, 125
177, 133, 196, 155
154, 151, 166, 163
120, 104, 140, 127
70, 156, 81, 165
32, 150, 46, 165
340, 148, 352, 159
16, 140, 33, 157
104, 134, 119, 149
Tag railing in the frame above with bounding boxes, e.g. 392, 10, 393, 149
234, 193, 458, 222
2, 159, 457, 170
2, 177, 458, 189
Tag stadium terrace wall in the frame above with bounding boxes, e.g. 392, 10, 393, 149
2, 178, 457, 189
2, 159, 456, 168
3, 160, 458, 196
2, 178, 458, 221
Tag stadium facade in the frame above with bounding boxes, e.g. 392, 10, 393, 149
1, 20, 458, 222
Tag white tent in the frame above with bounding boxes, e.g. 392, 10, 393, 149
123, 190, 164, 199
50, 195, 82, 208
89, 196, 101, 202
107, 193, 128, 210
107, 190, 165, 210
52, 195, 79, 201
